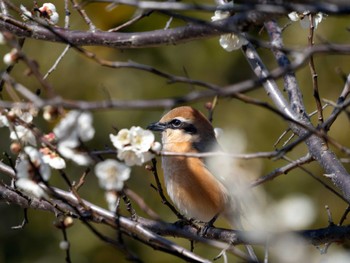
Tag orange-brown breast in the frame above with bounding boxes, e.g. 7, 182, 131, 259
162, 152, 229, 222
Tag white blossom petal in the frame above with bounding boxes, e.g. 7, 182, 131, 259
130, 126, 155, 152
39, 3, 59, 24
57, 142, 92, 166
3, 49, 18, 66
288, 11, 300, 21
54, 111, 95, 143
117, 148, 143, 166
77, 112, 95, 141
211, 10, 230, 21
16, 158, 31, 179
10, 125, 37, 146
20, 5, 32, 21
16, 147, 51, 181
139, 151, 154, 164
25, 146, 51, 180
42, 152, 66, 169
95, 159, 131, 191
0, 114, 9, 127
16, 178, 48, 199
211, 5, 247, 52
288, 11, 324, 29
219, 34, 248, 51
20, 112, 33, 123
110, 128, 131, 150
151, 141, 162, 152
313, 13, 324, 28
273, 195, 315, 229
49, 12, 59, 24
105, 191, 118, 211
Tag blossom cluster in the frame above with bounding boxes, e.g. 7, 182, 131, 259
20, 3, 59, 25
1, 3, 59, 66
0, 105, 159, 210
0, 107, 37, 146
211, 2, 248, 52
15, 146, 51, 199
54, 110, 95, 166
288, 11, 324, 29
0, 108, 96, 199
110, 126, 161, 166
93, 126, 161, 210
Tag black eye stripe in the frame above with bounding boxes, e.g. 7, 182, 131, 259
167, 119, 197, 134
183, 123, 197, 134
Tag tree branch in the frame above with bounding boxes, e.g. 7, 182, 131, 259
243, 22, 350, 202
2, 182, 350, 249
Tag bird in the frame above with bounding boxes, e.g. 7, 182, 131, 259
148, 106, 259, 261
147, 106, 237, 223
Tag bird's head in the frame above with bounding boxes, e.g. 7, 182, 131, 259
147, 106, 217, 152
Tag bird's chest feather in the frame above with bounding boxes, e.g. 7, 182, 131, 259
161, 155, 228, 222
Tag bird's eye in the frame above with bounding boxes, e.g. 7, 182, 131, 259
170, 119, 182, 128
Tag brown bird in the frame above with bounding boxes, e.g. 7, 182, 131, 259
147, 106, 236, 223
148, 106, 258, 261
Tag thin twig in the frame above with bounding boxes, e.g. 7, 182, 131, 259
44, 45, 71, 79
251, 154, 313, 187
70, 0, 96, 31
308, 14, 324, 128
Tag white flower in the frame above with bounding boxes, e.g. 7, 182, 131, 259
7, 107, 36, 145
20, 5, 32, 21
273, 195, 315, 229
39, 3, 59, 25
287, 11, 300, 22
54, 111, 95, 166
288, 11, 324, 29
3, 49, 19, 66
16, 178, 48, 199
0, 113, 9, 127
95, 159, 131, 191
40, 147, 66, 169
211, 10, 230, 21
110, 128, 131, 150
57, 142, 92, 166
117, 147, 144, 166
10, 125, 36, 146
129, 126, 155, 152
110, 126, 158, 166
105, 191, 118, 211
54, 111, 95, 143
219, 34, 248, 52
211, 7, 247, 51
16, 146, 51, 181
151, 141, 162, 152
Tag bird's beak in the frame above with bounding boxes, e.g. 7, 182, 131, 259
147, 122, 167, 132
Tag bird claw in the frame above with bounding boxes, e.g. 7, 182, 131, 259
173, 217, 193, 227
198, 214, 219, 237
